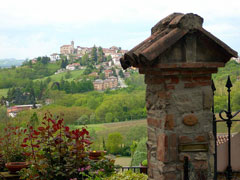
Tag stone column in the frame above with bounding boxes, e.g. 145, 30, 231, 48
141, 66, 216, 179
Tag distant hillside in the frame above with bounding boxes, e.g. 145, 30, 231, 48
0, 58, 25, 68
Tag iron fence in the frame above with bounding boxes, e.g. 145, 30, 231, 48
212, 76, 240, 180
184, 76, 240, 180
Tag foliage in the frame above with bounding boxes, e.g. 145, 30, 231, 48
118, 70, 124, 78
104, 170, 148, 180
125, 126, 147, 147
0, 60, 60, 89
141, 160, 147, 166
125, 72, 145, 90
91, 46, 98, 64
56, 78, 93, 94
29, 112, 39, 127
19, 112, 105, 180
0, 125, 27, 162
106, 132, 123, 154
131, 137, 147, 166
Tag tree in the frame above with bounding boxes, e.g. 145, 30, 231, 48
76, 115, 89, 125
106, 55, 112, 62
119, 70, 125, 78
80, 53, 89, 66
90, 46, 98, 64
106, 132, 123, 154
30, 112, 39, 127
61, 59, 68, 69
131, 137, 147, 166
105, 112, 114, 123
65, 71, 72, 79
98, 46, 105, 63
0, 106, 9, 123
125, 126, 147, 147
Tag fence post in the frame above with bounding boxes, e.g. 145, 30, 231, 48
212, 80, 217, 180
184, 156, 189, 180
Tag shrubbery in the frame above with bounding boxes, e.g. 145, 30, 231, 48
104, 170, 148, 180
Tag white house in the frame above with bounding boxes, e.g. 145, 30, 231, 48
50, 53, 60, 62
66, 63, 80, 70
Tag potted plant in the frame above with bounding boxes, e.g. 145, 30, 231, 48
89, 150, 106, 160
0, 125, 29, 174
5, 145, 28, 173
140, 159, 148, 174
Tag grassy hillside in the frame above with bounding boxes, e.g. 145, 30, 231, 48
0, 88, 8, 97
75, 119, 147, 138
34, 69, 84, 82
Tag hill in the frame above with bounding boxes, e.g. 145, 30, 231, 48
0, 58, 25, 68
34, 69, 84, 82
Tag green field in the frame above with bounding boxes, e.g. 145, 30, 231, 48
34, 69, 84, 82
76, 119, 147, 138
114, 156, 132, 166
0, 88, 8, 97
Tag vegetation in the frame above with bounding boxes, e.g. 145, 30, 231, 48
212, 60, 240, 112
104, 170, 148, 180
0, 112, 119, 180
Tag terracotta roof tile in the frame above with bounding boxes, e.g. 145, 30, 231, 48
120, 13, 238, 70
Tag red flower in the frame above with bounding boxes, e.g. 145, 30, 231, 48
33, 130, 40, 135
38, 127, 45, 131
32, 144, 40, 148
21, 144, 28, 147
23, 138, 28, 143
65, 126, 70, 132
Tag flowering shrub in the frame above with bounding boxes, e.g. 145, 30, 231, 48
0, 125, 27, 162
17, 112, 118, 180
18, 112, 92, 179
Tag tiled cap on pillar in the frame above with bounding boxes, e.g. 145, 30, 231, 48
120, 13, 238, 71
120, 13, 238, 180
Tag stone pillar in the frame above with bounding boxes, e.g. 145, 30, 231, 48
120, 12, 238, 180
141, 67, 217, 179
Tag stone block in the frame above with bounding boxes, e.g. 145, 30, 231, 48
164, 114, 174, 130
157, 133, 167, 162
179, 136, 192, 144
192, 160, 208, 169
194, 152, 207, 161
203, 87, 213, 109
147, 117, 162, 128
164, 172, 177, 179
195, 135, 206, 142
183, 114, 198, 126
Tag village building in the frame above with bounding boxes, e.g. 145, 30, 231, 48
66, 63, 80, 70
60, 41, 75, 55
76, 46, 92, 56
93, 79, 104, 91
7, 104, 42, 117
88, 72, 98, 78
31, 58, 37, 64
104, 69, 113, 78
93, 76, 118, 91
112, 57, 121, 66
50, 53, 60, 62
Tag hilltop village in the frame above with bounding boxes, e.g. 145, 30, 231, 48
30, 41, 133, 91
4, 41, 137, 117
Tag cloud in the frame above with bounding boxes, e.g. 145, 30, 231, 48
0, 0, 239, 58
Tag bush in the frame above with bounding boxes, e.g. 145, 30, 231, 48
131, 137, 147, 166
104, 170, 148, 180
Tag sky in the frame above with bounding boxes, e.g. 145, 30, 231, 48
0, 0, 239, 59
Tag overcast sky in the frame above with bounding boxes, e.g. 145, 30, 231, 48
0, 0, 239, 59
